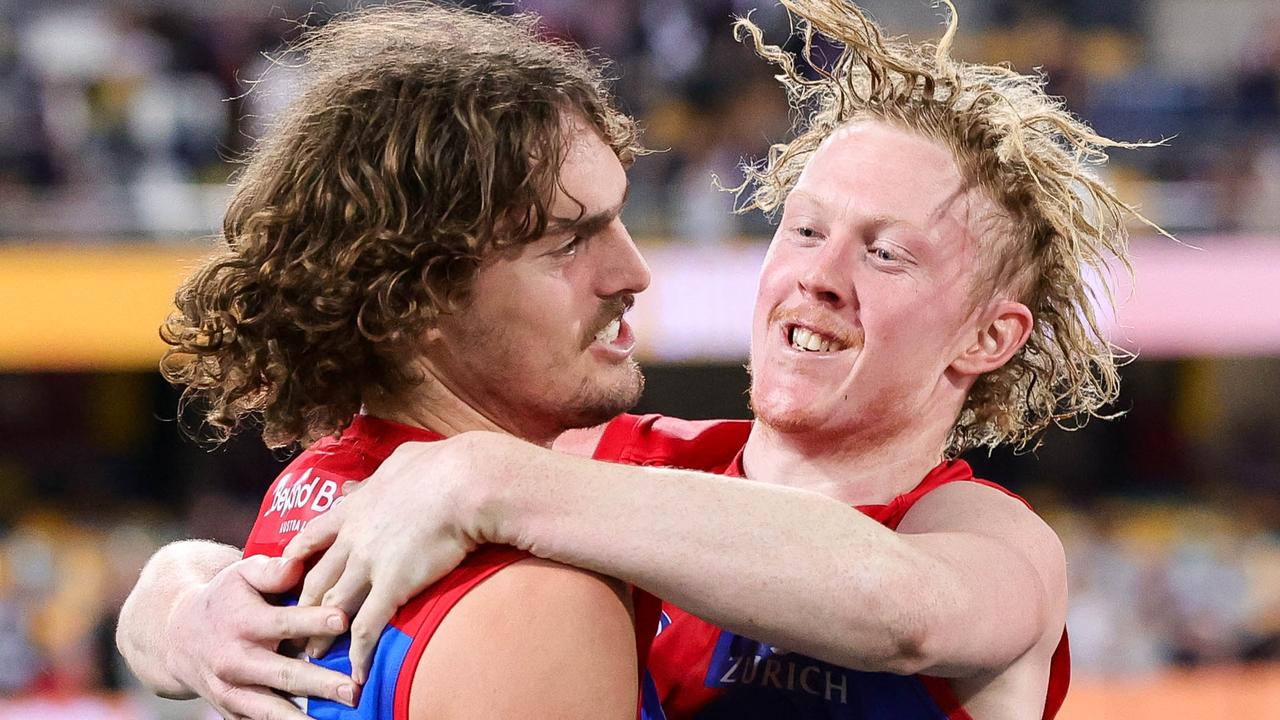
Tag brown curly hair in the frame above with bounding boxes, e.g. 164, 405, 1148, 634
733, 0, 1168, 455
161, 3, 641, 448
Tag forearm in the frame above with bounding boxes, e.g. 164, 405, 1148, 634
481, 450, 927, 671
116, 539, 242, 697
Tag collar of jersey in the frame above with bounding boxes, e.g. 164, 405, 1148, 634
344, 413, 447, 457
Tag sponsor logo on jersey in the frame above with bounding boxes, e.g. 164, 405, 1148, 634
706, 632, 849, 704
699, 629, 952, 719
264, 467, 348, 535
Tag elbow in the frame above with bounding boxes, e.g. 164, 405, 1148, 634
873, 583, 1048, 677
877, 609, 935, 676
862, 566, 954, 676
847, 554, 941, 676
829, 584, 937, 676
114, 592, 149, 679
115, 574, 191, 698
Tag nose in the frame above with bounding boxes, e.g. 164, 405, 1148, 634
797, 239, 856, 309
597, 219, 651, 297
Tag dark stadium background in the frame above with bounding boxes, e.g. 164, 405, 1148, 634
2, 1, 1279, 717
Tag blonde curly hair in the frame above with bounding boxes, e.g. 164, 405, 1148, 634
734, 0, 1165, 455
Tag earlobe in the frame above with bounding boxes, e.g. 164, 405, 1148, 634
951, 301, 1033, 376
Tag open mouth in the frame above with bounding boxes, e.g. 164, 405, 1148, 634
595, 316, 622, 345
785, 323, 850, 353
589, 311, 636, 357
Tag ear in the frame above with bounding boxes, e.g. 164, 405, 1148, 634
949, 300, 1033, 376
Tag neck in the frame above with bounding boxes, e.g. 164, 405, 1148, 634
741, 417, 952, 506
363, 369, 558, 448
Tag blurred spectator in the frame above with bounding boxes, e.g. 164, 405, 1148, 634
2, 0, 1277, 239
2, 0, 1280, 710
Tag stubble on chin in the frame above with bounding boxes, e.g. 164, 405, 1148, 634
559, 360, 645, 430
746, 366, 822, 436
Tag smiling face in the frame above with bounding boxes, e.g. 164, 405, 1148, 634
749, 121, 1030, 445
422, 117, 650, 440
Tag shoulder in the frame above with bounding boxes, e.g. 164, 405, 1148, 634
900, 480, 1067, 605
244, 439, 374, 555
410, 557, 638, 720
900, 480, 1060, 548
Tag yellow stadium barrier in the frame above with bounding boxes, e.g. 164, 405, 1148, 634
0, 243, 208, 371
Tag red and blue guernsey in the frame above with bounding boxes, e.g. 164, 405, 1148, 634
242, 414, 664, 720
592, 414, 1071, 720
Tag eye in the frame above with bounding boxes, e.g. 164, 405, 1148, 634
789, 225, 822, 244
553, 235, 586, 257
870, 245, 898, 263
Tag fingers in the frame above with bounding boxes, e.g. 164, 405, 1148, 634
296, 541, 350, 609
283, 508, 343, 562
321, 559, 373, 622
305, 562, 371, 662
347, 585, 399, 687
251, 604, 347, 642
224, 650, 359, 707
303, 557, 369, 659
236, 555, 304, 595
214, 682, 315, 720
303, 632, 338, 662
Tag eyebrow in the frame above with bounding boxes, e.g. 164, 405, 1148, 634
787, 190, 921, 234
548, 182, 631, 235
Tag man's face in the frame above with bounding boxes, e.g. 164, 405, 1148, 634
425, 119, 649, 440
749, 121, 1003, 441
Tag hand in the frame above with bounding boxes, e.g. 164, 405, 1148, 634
283, 433, 510, 684
166, 554, 359, 719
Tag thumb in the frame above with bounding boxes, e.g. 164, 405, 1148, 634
236, 555, 305, 594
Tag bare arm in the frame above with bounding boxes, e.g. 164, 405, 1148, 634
412, 558, 638, 720
484, 440, 1065, 677
117, 540, 357, 719
290, 432, 1065, 680
117, 540, 240, 697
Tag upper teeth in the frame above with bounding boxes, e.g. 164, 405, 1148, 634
596, 318, 621, 344
790, 326, 837, 353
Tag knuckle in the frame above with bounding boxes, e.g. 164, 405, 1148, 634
352, 619, 380, 645
274, 611, 296, 639
233, 555, 267, 578
199, 668, 225, 698
275, 662, 296, 691
216, 681, 243, 707
207, 652, 233, 679
338, 541, 362, 561
226, 614, 253, 640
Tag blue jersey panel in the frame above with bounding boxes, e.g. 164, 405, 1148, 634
696, 630, 950, 720
641, 670, 668, 720
303, 625, 413, 720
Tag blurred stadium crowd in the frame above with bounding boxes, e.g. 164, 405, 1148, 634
3, 0, 1280, 238
2, 0, 1280, 714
